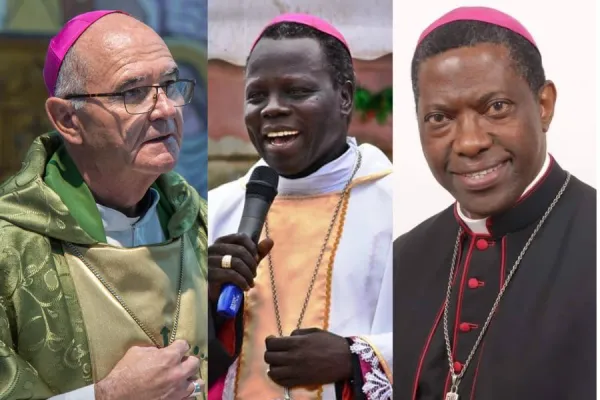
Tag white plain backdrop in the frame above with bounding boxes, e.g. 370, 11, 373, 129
392, 0, 597, 237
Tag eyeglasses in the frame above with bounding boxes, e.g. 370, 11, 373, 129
63, 79, 196, 115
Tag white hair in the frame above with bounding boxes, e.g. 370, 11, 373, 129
53, 46, 88, 110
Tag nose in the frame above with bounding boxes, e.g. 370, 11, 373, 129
149, 87, 177, 120
260, 93, 291, 119
452, 114, 493, 157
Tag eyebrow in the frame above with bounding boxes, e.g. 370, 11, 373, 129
116, 76, 145, 92
162, 66, 179, 78
475, 91, 505, 106
422, 91, 507, 112
116, 66, 180, 92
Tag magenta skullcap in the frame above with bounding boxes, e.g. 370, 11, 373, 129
250, 13, 350, 54
417, 6, 537, 48
43, 10, 126, 97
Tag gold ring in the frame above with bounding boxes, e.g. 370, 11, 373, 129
221, 255, 232, 269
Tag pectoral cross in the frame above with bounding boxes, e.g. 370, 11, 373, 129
446, 375, 460, 400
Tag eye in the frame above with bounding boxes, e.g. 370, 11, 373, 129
124, 87, 149, 103
246, 91, 266, 103
424, 112, 449, 124
486, 100, 512, 116
287, 87, 311, 97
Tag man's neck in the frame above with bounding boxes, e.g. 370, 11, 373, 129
72, 161, 157, 218
281, 140, 349, 180
86, 175, 154, 217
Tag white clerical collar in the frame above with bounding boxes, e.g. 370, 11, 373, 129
256, 137, 361, 196
457, 153, 551, 235
96, 188, 161, 232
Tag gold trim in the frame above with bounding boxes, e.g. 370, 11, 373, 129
318, 191, 352, 400
348, 170, 392, 189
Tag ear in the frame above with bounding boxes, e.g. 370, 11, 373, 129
538, 80, 557, 133
339, 80, 354, 119
45, 97, 84, 145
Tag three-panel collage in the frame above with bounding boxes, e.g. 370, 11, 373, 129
0, 0, 595, 399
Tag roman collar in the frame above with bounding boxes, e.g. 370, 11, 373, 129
454, 154, 569, 239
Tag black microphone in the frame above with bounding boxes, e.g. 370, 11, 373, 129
216, 166, 279, 317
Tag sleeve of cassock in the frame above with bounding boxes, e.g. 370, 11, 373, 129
207, 297, 245, 390
335, 244, 393, 400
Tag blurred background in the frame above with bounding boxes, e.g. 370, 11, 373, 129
0, 0, 208, 198
207, 0, 393, 190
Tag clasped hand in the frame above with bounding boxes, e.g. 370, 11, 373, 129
265, 328, 353, 388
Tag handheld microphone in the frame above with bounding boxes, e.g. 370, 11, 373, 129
216, 166, 279, 318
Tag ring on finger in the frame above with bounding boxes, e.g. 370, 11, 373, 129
221, 254, 232, 269
188, 381, 203, 397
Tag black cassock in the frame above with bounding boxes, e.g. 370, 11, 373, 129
393, 160, 596, 400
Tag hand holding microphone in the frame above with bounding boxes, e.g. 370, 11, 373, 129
207, 166, 279, 313
207, 234, 273, 301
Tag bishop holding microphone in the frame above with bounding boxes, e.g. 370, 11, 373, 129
207, 13, 393, 400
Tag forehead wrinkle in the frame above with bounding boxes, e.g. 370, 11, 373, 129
88, 44, 173, 88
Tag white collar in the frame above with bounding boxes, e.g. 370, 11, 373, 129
458, 153, 551, 235
96, 188, 161, 232
251, 137, 361, 196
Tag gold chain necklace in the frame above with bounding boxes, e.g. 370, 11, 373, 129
64, 239, 185, 348
264, 149, 362, 400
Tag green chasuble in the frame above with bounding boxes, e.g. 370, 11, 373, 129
0, 132, 208, 399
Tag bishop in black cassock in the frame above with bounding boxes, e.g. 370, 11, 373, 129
394, 6, 596, 400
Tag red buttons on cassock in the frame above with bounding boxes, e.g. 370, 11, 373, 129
476, 238, 489, 250
459, 322, 479, 332
468, 278, 484, 289
453, 361, 463, 373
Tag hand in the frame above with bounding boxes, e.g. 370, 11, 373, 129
95, 340, 203, 400
264, 328, 353, 388
208, 233, 273, 302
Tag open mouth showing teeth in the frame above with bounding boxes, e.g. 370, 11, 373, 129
462, 162, 506, 179
266, 130, 299, 145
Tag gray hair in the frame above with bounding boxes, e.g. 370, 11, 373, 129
53, 46, 88, 110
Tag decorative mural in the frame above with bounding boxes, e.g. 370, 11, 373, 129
0, 0, 208, 198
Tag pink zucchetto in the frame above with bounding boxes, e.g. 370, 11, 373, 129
417, 6, 537, 48
250, 13, 350, 54
43, 10, 127, 97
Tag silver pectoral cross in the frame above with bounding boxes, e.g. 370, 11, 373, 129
446, 374, 460, 400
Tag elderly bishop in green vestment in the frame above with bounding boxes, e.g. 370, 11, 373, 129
0, 10, 207, 400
